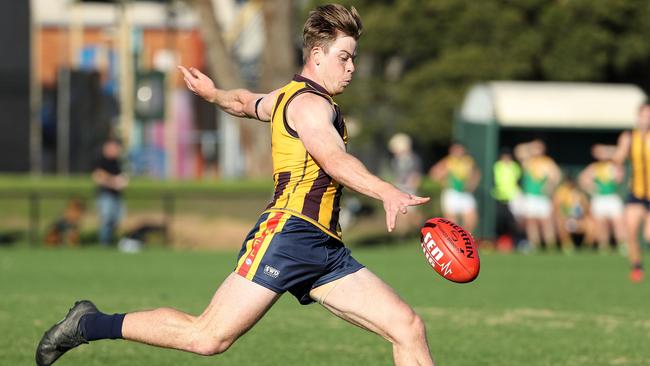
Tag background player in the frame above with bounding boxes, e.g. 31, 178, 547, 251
613, 102, 650, 282
515, 140, 562, 251
428, 142, 481, 233
579, 145, 626, 253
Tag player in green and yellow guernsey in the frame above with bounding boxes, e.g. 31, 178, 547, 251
613, 102, 650, 282
429, 143, 481, 233
578, 145, 625, 254
515, 140, 562, 251
36, 4, 436, 366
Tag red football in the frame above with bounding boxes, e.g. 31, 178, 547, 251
420, 217, 480, 283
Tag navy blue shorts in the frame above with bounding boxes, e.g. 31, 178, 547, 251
235, 211, 364, 305
626, 193, 650, 209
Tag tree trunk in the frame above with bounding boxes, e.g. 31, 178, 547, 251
260, 0, 297, 91
191, 0, 296, 178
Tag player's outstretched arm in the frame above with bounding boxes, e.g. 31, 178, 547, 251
289, 93, 429, 232
612, 131, 631, 165
177, 65, 277, 122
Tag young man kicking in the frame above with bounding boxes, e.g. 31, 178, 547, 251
36, 4, 434, 365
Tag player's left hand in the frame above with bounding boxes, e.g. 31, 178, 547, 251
178, 66, 217, 102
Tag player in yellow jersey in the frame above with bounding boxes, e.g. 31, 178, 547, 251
578, 145, 625, 253
612, 102, 650, 282
552, 176, 594, 252
429, 143, 481, 233
515, 140, 562, 252
36, 4, 435, 366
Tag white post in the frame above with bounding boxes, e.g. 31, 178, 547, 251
117, 0, 134, 147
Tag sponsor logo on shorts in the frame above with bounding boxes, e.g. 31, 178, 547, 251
263, 265, 280, 278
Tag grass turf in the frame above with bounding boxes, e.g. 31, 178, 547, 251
1, 245, 649, 366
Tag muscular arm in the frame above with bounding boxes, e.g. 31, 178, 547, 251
288, 93, 429, 232
178, 66, 277, 122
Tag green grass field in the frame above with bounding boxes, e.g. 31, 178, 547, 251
2, 245, 649, 366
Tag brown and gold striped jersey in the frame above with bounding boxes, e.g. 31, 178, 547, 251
630, 129, 650, 200
264, 75, 347, 240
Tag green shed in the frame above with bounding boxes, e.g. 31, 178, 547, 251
454, 81, 647, 239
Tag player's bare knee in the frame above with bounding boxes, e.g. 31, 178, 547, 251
407, 313, 427, 340
391, 310, 426, 345
189, 333, 234, 356
191, 339, 233, 356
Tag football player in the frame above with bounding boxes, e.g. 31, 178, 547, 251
36, 4, 434, 366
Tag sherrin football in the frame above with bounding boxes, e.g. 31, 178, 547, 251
420, 217, 480, 283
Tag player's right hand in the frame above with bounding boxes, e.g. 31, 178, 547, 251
381, 186, 429, 232
178, 66, 216, 102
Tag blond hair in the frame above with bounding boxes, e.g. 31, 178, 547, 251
302, 4, 363, 63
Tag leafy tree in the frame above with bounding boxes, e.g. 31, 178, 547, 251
302, 0, 650, 157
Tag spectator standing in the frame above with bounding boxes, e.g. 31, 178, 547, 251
388, 133, 423, 234
491, 147, 522, 251
92, 139, 128, 246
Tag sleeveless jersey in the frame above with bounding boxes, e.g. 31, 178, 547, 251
592, 161, 618, 195
446, 155, 474, 192
522, 156, 553, 196
264, 75, 347, 240
630, 129, 650, 200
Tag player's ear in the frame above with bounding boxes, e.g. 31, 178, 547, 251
311, 46, 323, 66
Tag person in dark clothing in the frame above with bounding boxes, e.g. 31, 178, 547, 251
92, 139, 128, 246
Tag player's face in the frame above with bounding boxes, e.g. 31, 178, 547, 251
320, 35, 357, 95
449, 144, 464, 156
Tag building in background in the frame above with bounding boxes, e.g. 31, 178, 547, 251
24, 0, 272, 179
455, 81, 647, 239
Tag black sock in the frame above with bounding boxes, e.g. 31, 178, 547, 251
633, 262, 644, 271
79, 312, 126, 341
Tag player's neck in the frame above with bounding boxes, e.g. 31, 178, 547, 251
299, 66, 329, 95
